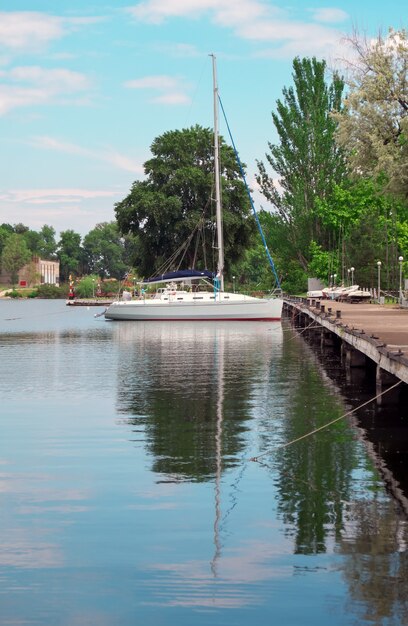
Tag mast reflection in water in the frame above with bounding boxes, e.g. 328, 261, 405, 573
1, 300, 408, 625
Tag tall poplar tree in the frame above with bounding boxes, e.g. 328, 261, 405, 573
256, 57, 346, 270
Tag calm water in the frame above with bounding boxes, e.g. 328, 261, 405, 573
1, 299, 408, 625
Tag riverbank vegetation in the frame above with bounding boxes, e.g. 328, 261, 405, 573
1, 28, 406, 296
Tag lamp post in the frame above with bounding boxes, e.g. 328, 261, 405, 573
350, 267, 355, 285
377, 261, 381, 303
133, 277, 137, 297
232, 275, 236, 293
347, 268, 350, 286
399, 256, 404, 303
333, 273, 337, 286
92, 278, 95, 298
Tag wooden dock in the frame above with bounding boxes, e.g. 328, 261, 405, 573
284, 298, 408, 400
66, 299, 113, 307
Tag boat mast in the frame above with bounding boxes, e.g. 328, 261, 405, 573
211, 54, 224, 292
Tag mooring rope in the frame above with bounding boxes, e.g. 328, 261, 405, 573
286, 319, 322, 341
3, 308, 75, 322
249, 379, 403, 462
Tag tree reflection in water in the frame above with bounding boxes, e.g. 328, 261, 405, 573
112, 320, 408, 623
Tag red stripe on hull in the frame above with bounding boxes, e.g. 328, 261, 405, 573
110, 317, 281, 321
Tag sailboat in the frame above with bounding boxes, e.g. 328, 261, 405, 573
105, 56, 283, 322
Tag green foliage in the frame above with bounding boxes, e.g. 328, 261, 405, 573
34, 284, 64, 299
334, 28, 408, 198
257, 57, 346, 270
75, 274, 100, 298
280, 261, 308, 294
315, 178, 405, 289
57, 230, 83, 282
115, 125, 255, 277
0, 224, 13, 257
13, 223, 29, 234
308, 241, 336, 283
38, 225, 57, 259
229, 210, 283, 290
5, 290, 22, 298
1, 234, 31, 288
82, 222, 127, 279
23, 229, 42, 255
22, 225, 57, 259
99, 279, 120, 296
396, 221, 408, 257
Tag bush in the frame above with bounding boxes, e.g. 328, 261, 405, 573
35, 284, 65, 299
75, 275, 100, 299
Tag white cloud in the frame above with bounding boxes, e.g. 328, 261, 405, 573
155, 43, 200, 58
0, 188, 124, 235
0, 11, 103, 52
124, 74, 191, 105
311, 8, 348, 24
126, 0, 346, 58
0, 188, 120, 205
152, 92, 190, 104
10, 65, 89, 90
0, 12, 63, 50
0, 66, 91, 115
125, 75, 178, 89
31, 136, 144, 175
126, 0, 220, 24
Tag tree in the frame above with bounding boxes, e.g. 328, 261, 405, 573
114, 125, 254, 277
334, 28, 408, 198
57, 230, 83, 282
314, 178, 406, 288
0, 224, 13, 258
256, 57, 346, 270
1, 234, 31, 288
23, 230, 42, 255
22, 225, 57, 259
82, 222, 127, 279
230, 209, 304, 292
38, 225, 57, 259
13, 223, 29, 234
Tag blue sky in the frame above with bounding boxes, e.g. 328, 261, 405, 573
0, 1, 406, 237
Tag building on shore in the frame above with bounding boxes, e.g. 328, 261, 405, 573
0, 256, 60, 287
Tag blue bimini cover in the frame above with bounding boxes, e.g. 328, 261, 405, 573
141, 269, 214, 284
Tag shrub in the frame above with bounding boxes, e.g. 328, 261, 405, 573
35, 284, 65, 299
75, 275, 100, 298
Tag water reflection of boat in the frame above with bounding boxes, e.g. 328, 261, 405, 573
105, 56, 282, 322
113, 321, 283, 576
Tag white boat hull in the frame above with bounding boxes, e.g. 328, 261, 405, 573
105, 296, 282, 321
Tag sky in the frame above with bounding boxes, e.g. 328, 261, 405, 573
0, 1, 406, 238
